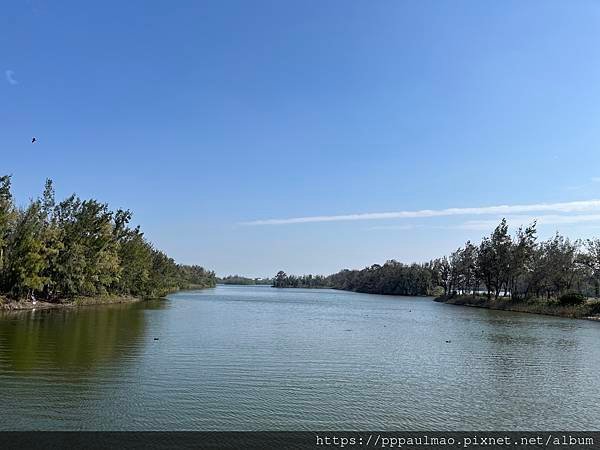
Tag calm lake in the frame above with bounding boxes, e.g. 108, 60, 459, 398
1, 285, 599, 430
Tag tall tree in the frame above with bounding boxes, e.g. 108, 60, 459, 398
0, 175, 14, 277
4, 202, 48, 297
509, 222, 537, 300
477, 219, 512, 299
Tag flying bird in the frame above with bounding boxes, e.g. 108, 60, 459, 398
31, 137, 37, 144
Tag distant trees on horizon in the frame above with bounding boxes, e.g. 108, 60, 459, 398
273, 219, 600, 304
218, 275, 273, 285
273, 272, 328, 289
0, 175, 215, 301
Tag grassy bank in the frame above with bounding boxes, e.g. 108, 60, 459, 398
0, 294, 148, 311
181, 283, 216, 290
0, 283, 219, 312
435, 295, 600, 320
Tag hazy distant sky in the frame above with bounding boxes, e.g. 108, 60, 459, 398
3, 1, 600, 277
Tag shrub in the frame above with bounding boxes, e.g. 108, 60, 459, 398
429, 286, 444, 297
558, 292, 586, 306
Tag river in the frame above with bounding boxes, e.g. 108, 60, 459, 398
1, 285, 599, 430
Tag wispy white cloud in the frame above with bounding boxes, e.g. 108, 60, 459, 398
369, 214, 600, 233
459, 214, 600, 231
241, 199, 600, 226
4, 70, 18, 85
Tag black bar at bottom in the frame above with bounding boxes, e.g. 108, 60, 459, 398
0, 431, 599, 450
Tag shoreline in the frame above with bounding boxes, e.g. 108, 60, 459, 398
6, 287, 600, 322
0, 295, 147, 311
434, 295, 600, 321
0, 284, 216, 312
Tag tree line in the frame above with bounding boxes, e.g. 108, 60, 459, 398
273, 272, 329, 289
273, 219, 600, 304
0, 176, 215, 301
217, 275, 273, 285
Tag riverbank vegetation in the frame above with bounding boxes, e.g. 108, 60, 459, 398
273, 272, 329, 289
273, 219, 600, 319
435, 294, 600, 320
217, 275, 273, 285
273, 264, 440, 296
0, 176, 215, 305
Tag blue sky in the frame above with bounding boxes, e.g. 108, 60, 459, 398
2, 1, 600, 277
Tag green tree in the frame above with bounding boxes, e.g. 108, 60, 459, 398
39, 179, 64, 299
509, 222, 537, 300
0, 175, 15, 277
274, 271, 288, 288
477, 219, 512, 299
53, 197, 121, 296
4, 202, 48, 297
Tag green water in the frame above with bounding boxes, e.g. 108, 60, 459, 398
1, 285, 599, 430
